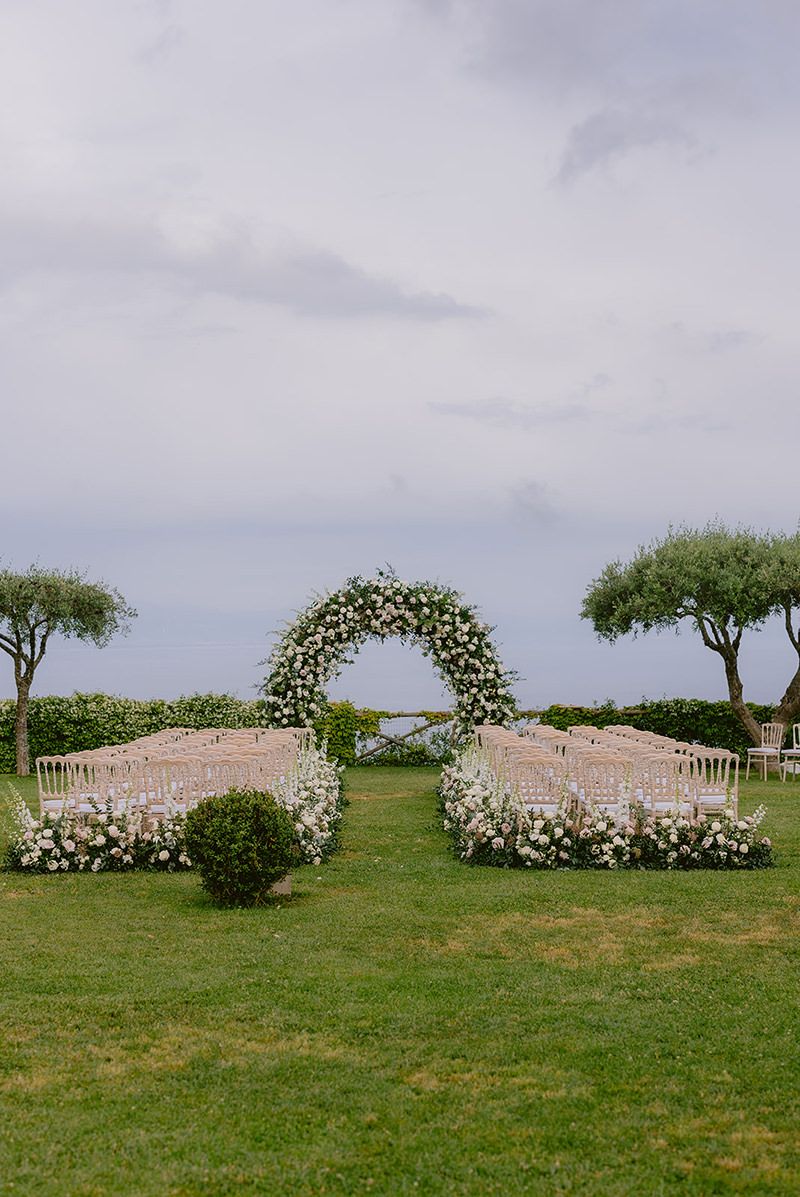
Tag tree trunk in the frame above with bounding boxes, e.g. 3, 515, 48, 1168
722, 656, 762, 746
15, 677, 31, 776
774, 664, 800, 730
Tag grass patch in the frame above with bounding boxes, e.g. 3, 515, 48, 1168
1, 767, 799, 1195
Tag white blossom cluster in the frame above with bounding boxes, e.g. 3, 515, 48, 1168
639, 806, 771, 868
273, 742, 344, 864
3, 785, 191, 873
263, 573, 516, 734
439, 745, 527, 864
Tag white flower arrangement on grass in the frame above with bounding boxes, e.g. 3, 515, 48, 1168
273, 742, 344, 865
3, 785, 191, 873
637, 807, 771, 869
439, 747, 775, 870
263, 571, 517, 735
3, 743, 344, 875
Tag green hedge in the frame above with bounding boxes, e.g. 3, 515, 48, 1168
0, 693, 270, 774
0, 694, 389, 772
0, 692, 780, 773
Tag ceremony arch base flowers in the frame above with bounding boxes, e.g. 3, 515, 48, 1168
263, 572, 517, 736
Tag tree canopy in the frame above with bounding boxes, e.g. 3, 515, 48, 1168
581, 524, 800, 745
0, 566, 136, 774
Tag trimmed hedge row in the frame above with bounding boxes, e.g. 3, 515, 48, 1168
0, 692, 778, 773
0, 693, 387, 772
0, 693, 269, 774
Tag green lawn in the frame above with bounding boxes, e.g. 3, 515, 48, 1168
1, 767, 799, 1196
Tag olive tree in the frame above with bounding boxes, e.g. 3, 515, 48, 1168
581, 525, 800, 745
0, 567, 136, 774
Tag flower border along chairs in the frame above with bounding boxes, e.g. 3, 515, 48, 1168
440, 723, 772, 870
745, 722, 785, 781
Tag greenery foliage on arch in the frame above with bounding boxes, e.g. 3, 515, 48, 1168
263, 572, 517, 734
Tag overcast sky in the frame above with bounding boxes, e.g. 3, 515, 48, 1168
2, 0, 799, 710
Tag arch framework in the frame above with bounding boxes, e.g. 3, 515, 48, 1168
263, 572, 517, 734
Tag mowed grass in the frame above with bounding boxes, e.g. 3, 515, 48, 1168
1, 767, 799, 1196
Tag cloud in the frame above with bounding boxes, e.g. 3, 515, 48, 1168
555, 107, 695, 183
509, 479, 558, 523
449, 1, 800, 103
430, 387, 732, 436
430, 396, 589, 429
418, 1, 800, 179
663, 323, 757, 355
0, 210, 481, 321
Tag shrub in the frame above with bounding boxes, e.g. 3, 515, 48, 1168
183, 789, 296, 907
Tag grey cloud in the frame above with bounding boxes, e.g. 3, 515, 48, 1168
0, 211, 480, 321
420, 1, 800, 179
430, 397, 589, 429
556, 107, 695, 183
431, 390, 731, 436
452, 1, 800, 102
706, 329, 753, 353
663, 323, 757, 355
625, 411, 731, 435
509, 479, 558, 524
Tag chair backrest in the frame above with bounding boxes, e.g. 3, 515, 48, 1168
793, 723, 800, 751
634, 754, 693, 814
761, 722, 785, 749
515, 760, 564, 811
691, 750, 733, 795
576, 757, 629, 811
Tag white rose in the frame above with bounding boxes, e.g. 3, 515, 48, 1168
158, 850, 170, 862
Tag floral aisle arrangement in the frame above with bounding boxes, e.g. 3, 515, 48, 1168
263, 571, 517, 736
2, 785, 191, 874
273, 742, 344, 865
439, 747, 774, 870
3, 743, 344, 875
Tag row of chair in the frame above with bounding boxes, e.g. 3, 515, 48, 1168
745, 721, 800, 780
36, 727, 312, 817
474, 723, 738, 820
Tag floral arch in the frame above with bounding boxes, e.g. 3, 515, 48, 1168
263, 572, 517, 734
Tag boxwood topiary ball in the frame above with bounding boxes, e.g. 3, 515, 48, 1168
184, 789, 295, 907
